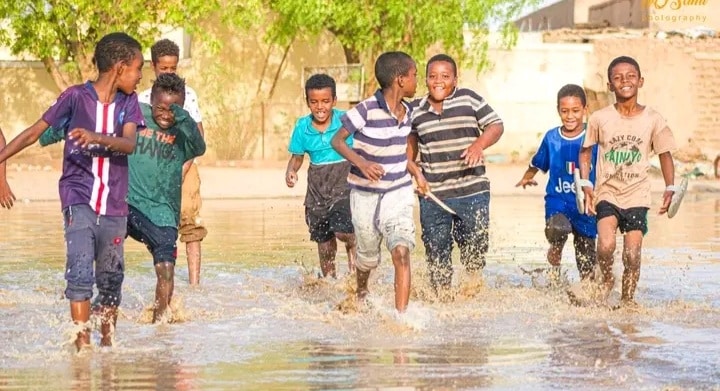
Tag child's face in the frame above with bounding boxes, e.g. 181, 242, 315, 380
152, 55, 179, 77
306, 87, 336, 124
426, 60, 457, 102
608, 62, 643, 100
150, 91, 185, 130
557, 96, 586, 132
117, 50, 144, 95
401, 64, 418, 98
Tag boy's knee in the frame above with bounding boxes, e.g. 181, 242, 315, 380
545, 214, 572, 243
95, 273, 124, 307
154, 262, 175, 281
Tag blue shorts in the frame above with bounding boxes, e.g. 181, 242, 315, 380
127, 206, 178, 265
63, 204, 126, 306
545, 199, 597, 238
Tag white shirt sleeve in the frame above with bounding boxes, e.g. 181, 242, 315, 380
138, 88, 151, 105
184, 86, 203, 123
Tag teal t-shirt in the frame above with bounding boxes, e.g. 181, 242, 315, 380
128, 103, 206, 227
288, 108, 352, 164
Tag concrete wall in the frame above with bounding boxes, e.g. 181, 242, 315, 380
588, 0, 649, 28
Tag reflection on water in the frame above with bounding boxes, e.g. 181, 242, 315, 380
0, 194, 719, 390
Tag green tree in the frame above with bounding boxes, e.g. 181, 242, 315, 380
264, 0, 538, 96
0, 0, 260, 91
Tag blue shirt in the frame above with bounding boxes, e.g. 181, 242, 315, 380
531, 126, 598, 207
288, 108, 351, 165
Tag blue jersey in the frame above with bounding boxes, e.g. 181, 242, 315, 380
531, 126, 598, 237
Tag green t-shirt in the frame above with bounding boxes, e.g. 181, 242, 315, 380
128, 103, 206, 227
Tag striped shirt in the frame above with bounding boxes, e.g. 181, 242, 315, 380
411, 88, 502, 199
340, 90, 413, 193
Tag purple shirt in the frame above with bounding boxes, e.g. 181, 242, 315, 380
42, 82, 144, 216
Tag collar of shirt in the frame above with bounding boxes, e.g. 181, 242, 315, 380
303, 108, 343, 135
373, 89, 412, 123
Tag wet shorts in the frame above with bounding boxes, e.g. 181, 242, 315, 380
63, 204, 126, 306
127, 206, 179, 265
596, 200, 649, 235
305, 196, 354, 243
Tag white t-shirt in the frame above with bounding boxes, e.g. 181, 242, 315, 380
138, 85, 203, 123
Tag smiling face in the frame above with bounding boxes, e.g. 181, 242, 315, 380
151, 55, 179, 78
151, 91, 185, 130
426, 60, 457, 103
557, 96, 587, 133
116, 50, 144, 94
306, 87, 336, 126
608, 62, 643, 101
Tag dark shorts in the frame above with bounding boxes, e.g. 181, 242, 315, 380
127, 206, 178, 265
596, 201, 649, 235
305, 197, 354, 243
63, 204, 126, 306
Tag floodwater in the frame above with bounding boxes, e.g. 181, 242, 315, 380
0, 192, 719, 390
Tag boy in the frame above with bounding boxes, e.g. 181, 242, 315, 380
127, 73, 206, 323
331, 51, 420, 314
285, 74, 357, 278
579, 56, 678, 307
407, 54, 504, 297
0, 126, 15, 209
138, 39, 207, 286
517, 84, 598, 282
0, 32, 144, 350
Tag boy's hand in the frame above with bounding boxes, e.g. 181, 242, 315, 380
460, 144, 485, 167
515, 177, 538, 189
68, 128, 99, 148
286, 170, 298, 188
414, 173, 430, 197
0, 179, 15, 209
582, 187, 596, 215
359, 160, 385, 182
170, 104, 190, 124
659, 189, 673, 215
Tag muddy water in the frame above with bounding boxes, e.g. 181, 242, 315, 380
0, 193, 718, 390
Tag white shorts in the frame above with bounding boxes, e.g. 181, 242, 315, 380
349, 186, 416, 272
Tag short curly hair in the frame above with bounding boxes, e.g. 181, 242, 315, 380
304, 74, 336, 101
151, 39, 180, 64
374, 51, 415, 89
93, 32, 142, 73
151, 73, 186, 100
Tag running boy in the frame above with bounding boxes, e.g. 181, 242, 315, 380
0, 32, 144, 350
285, 74, 356, 278
407, 54, 504, 296
579, 56, 678, 307
127, 73, 206, 323
516, 84, 598, 281
0, 126, 15, 209
331, 51, 420, 314
138, 39, 207, 286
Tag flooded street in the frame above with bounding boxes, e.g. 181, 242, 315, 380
0, 193, 719, 390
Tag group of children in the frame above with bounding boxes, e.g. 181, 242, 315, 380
289, 53, 683, 315
0, 32, 208, 351
0, 29, 684, 350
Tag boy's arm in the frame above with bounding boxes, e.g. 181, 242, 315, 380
462, 123, 503, 167
658, 152, 675, 215
516, 166, 539, 189
331, 128, 384, 181
0, 127, 16, 209
38, 126, 66, 146
285, 154, 304, 188
172, 104, 206, 161
68, 124, 136, 154
579, 146, 596, 215
0, 119, 52, 165
407, 133, 428, 195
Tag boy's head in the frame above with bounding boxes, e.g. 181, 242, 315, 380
556, 84, 587, 133
304, 74, 337, 125
374, 51, 417, 98
607, 56, 643, 100
150, 73, 186, 130
93, 32, 143, 94
426, 54, 458, 102
150, 39, 180, 77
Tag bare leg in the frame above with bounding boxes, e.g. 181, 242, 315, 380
317, 238, 338, 278
621, 231, 643, 305
335, 233, 357, 274
186, 241, 201, 285
356, 269, 370, 300
547, 240, 565, 267
70, 300, 91, 352
391, 245, 411, 313
574, 234, 597, 281
99, 305, 118, 347
153, 262, 175, 323
596, 216, 619, 298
